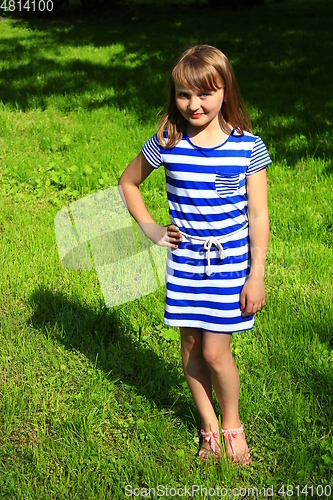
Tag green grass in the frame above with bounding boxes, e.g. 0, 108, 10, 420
1, 0, 333, 498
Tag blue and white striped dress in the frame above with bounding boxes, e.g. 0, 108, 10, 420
142, 129, 272, 333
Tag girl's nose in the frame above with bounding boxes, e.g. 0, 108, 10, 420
188, 96, 200, 110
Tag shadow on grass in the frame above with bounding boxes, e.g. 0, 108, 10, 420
28, 285, 199, 426
1, 0, 332, 169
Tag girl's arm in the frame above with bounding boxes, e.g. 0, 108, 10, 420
240, 168, 269, 316
118, 152, 181, 248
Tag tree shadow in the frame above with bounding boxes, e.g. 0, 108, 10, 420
27, 285, 198, 425
1, 0, 332, 169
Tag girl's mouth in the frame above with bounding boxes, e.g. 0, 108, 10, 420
190, 113, 203, 119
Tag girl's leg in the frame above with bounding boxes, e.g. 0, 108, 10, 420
180, 327, 220, 455
202, 331, 250, 462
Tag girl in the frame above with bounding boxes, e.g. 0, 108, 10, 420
118, 45, 271, 464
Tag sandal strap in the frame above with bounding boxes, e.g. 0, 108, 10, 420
221, 424, 244, 458
200, 429, 219, 453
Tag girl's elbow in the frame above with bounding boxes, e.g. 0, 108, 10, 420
118, 168, 127, 186
118, 173, 129, 202
118, 170, 130, 189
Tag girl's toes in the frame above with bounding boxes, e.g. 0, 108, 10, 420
233, 447, 251, 465
225, 432, 251, 465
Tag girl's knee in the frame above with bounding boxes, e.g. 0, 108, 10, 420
203, 341, 233, 372
180, 328, 203, 357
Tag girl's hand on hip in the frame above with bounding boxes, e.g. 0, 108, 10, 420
240, 277, 266, 316
142, 223, 182, 248
158, 224, 182, 248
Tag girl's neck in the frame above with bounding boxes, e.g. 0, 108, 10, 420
186, 116, 233, 148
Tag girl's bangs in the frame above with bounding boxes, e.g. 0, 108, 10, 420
172, 59, 223, 91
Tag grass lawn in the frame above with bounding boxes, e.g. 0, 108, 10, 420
0, 0, 333, 498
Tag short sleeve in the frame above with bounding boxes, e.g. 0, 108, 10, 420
141, 134, 162, 169
246, 136, 272, 176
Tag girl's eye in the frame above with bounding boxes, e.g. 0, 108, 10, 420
200, 93, 209, 98
178, 92, 189, 98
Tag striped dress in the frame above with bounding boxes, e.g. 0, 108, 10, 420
142, 129, 272, 333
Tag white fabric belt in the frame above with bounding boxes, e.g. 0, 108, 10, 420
178, 223, 248, 277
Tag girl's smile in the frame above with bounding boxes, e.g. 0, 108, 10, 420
189, 112, 203, 119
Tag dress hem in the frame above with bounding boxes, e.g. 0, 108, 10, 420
163, 318, 254, 334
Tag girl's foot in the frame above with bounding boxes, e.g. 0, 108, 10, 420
198, 429, 222, 461
222, 425, 251, 465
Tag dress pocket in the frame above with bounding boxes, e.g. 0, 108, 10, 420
215, 171, 241, 198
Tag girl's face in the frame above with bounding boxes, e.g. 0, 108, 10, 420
175, 83, 225, 130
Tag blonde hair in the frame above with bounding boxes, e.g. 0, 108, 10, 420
157, 45, 252, 148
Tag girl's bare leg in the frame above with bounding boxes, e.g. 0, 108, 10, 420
180, 327, 220, 455
202, 331, 249, 461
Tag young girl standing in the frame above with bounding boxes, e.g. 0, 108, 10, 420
118, 45, 271, 464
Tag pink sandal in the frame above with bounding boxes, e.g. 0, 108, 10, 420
222, 424, 251, 465
199, 429, 221, 460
